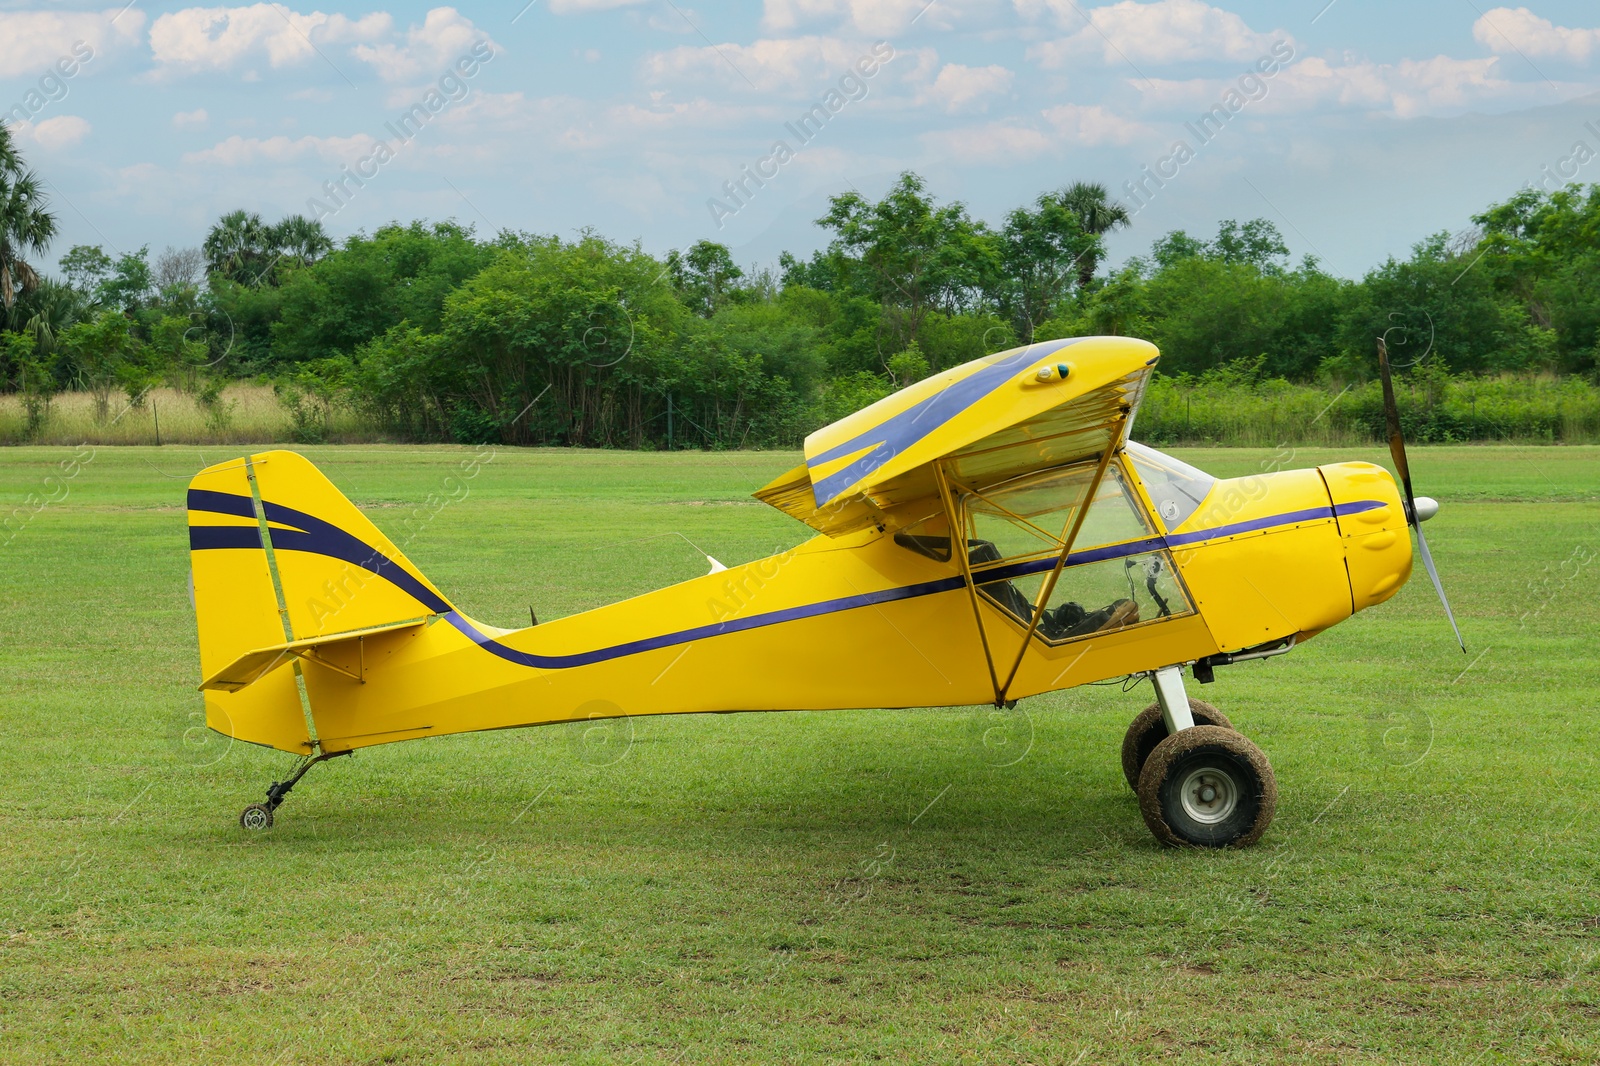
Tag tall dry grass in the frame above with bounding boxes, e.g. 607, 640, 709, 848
3, 373, 1598, 447
0, 385, 388, 446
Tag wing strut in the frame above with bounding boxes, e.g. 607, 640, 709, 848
935, 461, 1005, 707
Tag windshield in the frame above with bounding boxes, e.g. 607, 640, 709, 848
1125, 442, 1216, 530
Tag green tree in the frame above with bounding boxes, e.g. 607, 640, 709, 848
149, 313, 213, 392
814, 171, 997, 354
705, 300, 825, 395
996, 189, 1094, 341
886, 340, 929, 387
204, 275, 282, 372
98, 246, 154, 311
1209, 219, 1290, 272
271, 220, 494, 366
3, 330, 57, 434
0, 123, 59, 310
4, 274, 87, 350
204, 209, 271, 283
359, 235, 690, 445
772, 283, 883, 376
60, 244, 113, 295
59, 309, 144, 422
269, 215, 333, 269
1058, 181, 1129, 290
205, 209, 327, 286
1148, 230, 1205, 270
1472, 183, 1600, 374
1340, 232, 1534, 376
667, 240, 744, 317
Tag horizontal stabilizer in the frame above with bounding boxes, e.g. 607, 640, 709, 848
198, 615, 437, 693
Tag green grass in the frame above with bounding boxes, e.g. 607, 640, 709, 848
2, 444, 1598, 1065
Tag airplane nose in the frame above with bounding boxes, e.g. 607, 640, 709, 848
1412, 496, 1439, 523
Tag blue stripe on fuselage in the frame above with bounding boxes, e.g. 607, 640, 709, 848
187, 490, 1386, 672
440, 577, 968, 670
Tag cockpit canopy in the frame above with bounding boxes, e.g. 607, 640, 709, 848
894, 443, 1213, 645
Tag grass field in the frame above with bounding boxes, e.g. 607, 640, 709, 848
1, 443, 1598, 1065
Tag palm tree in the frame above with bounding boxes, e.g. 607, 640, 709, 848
205, 211, 332, 285
6, 275, 86, 348
1058, 181, 1130, 292
203, 209, 269, 283
0, 125, 60, 311
268, 214, 333, 268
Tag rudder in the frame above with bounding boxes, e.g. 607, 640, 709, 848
187, 450, 453, 752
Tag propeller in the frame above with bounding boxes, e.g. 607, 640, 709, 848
1376, 337, 1466, 652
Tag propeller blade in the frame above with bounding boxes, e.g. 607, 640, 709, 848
1379, 336, 1465, 652
1414, 520, 1466, 653
1375, 338, 1416, 514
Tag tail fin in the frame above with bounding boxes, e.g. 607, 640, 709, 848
187, 450, 452, 751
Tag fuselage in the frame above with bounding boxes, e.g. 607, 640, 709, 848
277, 448, 1411, 754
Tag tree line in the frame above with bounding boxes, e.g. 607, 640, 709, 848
3, 119, 1598, 447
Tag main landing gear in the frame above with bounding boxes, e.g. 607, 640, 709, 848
239, 749, 352, 830
1122, 666, 1277, 848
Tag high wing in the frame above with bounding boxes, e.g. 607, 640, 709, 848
755, 336, 1159, 535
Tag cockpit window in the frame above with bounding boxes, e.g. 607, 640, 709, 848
1125, 441, 1216, 530
889, 458, 1195, 644
967, 465, 1149, 564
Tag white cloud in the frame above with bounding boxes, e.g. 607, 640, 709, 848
1027, 0, 1286, 68
10, 115, 92, 149
762, 0, 999, 35
149, 4, 391, 74
181, 132, 379, 166
0, 9, 144, 79
1473, 7, 1599, 63
422, 91, 782, 161
172, 108, 209, 128
350, 7, 496, 83
922, 121, 1053, 160
1137, 54, 1534, 119
645, 35, 895, 94
924, 63, 1013, 112
1042, 102, 1152, 144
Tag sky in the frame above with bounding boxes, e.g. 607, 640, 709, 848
4, 0, 1600, 280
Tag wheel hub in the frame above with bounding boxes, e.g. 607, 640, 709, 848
1178, 765, 1239, 824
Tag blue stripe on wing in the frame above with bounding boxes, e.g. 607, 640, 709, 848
805, 340, 1078, 508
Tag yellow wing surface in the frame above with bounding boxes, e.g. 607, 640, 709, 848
755, 336, 1157, 535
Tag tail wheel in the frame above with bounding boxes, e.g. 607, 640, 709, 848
239, 803, 274, 830
1137, 725, 1276, 848
1120, 699, 1233, 790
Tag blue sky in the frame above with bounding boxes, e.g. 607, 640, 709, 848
4, 0, 1600, 279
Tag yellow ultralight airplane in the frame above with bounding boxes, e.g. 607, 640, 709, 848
188, 335, 1458, 848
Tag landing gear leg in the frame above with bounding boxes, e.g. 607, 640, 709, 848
1150, 665, 1194, 733
239, 750, 352, 830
